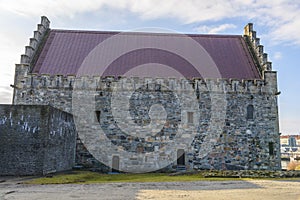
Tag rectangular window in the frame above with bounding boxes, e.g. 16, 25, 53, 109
95, 111, 101, 123
269, 142, 274, 155
247, 105, 254, 120
187, 112, 193, 124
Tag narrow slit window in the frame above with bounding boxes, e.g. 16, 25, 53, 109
187, 112, 193, 124
269, 142, 274, 155
95, 111, 101, 123
246, 105, 254, 120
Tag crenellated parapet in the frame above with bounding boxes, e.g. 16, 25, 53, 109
15, 73, 277, 95
244, 23, 272, 77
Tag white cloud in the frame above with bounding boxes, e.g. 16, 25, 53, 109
0, 0, 299, 45
195, 24, 237, 34
273, 52, 283, 60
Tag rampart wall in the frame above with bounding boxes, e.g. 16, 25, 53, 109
0, 105, 76, 175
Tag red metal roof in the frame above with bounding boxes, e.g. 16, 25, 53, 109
32, 29, 261, 79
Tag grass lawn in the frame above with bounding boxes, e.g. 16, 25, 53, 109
25, 171, 257, 184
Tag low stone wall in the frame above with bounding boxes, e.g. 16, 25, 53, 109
171, 170, 300, 178
0, 105, 76, 175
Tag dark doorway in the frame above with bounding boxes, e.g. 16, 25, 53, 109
177, 149, 185, 165
112, 155, 120, 172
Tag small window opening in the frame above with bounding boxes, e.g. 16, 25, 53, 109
246, 105, 254, 120
187, 112, 193, 124
269, 142, 274, 155
95, 111, 101, 123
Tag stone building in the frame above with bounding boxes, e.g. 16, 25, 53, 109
9, 16, 281, 173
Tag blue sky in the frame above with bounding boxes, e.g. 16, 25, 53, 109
0, 0, 299, 134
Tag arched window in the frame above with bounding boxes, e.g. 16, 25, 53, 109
247, 105, 254, 120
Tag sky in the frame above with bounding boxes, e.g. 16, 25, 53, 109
0, 0, 299, 135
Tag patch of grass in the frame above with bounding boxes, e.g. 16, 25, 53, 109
24, 171, 252, 184
24, 170, 300, 185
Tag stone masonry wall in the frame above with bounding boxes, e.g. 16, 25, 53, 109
0, 105, 76, 175
12, 72, 281, 171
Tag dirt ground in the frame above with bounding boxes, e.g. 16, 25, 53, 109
0, 177, 300, 200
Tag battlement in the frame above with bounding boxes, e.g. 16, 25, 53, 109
16, 72, 277, 95
244, 23, 272, 76
20, 16, 50, 65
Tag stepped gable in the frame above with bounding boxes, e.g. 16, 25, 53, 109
243, 23, 272, 77
27, 22, 261, 79
20, 16, 50, 66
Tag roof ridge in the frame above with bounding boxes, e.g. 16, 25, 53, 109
51, 29, 242, 38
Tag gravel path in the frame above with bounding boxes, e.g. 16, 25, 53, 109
0, 177, 300, 200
